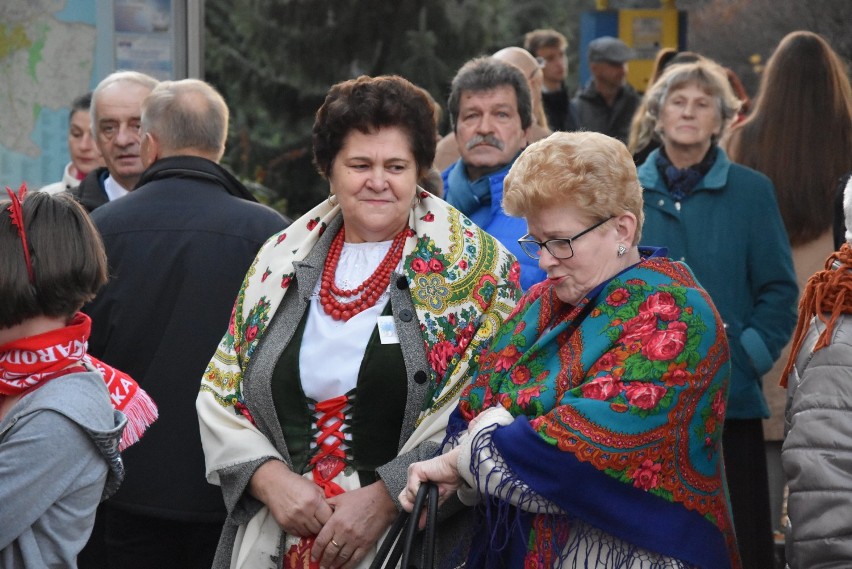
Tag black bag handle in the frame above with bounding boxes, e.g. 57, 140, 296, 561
369, 482, 438, 569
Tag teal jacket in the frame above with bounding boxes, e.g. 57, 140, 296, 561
638, 147, 798, 419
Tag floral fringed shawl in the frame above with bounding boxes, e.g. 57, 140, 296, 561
455, 251, 741, 569
197, 190, 521, 568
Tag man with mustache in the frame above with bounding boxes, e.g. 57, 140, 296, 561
433, 47, 552, 172
442, 57, 545, 290
69, 71, 158, 212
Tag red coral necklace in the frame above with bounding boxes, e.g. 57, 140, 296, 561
319, 226, 409, 321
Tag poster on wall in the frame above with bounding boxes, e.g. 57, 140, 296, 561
0, 0, 200, 188
630, 17, 664, 61
114, 0, 174, 80
0, 0, 99, 188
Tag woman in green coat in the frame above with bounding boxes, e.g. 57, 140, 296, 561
637, 60, 797, 569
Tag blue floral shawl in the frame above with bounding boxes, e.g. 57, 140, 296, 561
453, 250, 740, 569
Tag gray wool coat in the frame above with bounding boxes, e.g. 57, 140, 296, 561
0, 372, 125, 568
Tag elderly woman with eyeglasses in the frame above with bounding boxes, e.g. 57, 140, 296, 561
401, 131, 742, 568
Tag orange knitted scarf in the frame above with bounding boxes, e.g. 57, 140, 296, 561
781, 243, 852, 387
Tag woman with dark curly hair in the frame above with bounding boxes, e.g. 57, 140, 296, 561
197, 75, 522, 569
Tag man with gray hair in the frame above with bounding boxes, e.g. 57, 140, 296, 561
441, 57, 545, 290
70, 70, 158, 211
433, 47, 552, 171
82, 79, 289, 569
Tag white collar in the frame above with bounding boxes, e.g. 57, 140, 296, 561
104, 175, 130, 201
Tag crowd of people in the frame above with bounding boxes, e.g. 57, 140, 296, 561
1, 24, 851, 569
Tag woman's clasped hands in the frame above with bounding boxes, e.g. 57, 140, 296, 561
249, 460, 333, 536
249, 460, 398, 569
311, 482, 398, 569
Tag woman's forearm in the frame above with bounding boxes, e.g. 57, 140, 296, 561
455, 407, 563, 514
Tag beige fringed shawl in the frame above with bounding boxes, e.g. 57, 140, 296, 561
197, 191, 521, 568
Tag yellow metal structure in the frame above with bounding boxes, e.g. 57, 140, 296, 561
618, 8, 680, 92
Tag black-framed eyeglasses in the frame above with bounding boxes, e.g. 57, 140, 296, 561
518, 216, 614, 260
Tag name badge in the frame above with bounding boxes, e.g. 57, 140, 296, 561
377, 316, 399, 344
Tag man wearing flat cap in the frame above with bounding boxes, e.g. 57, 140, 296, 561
573, 36, 640, 143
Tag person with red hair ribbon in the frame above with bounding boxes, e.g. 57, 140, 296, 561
0, 185, 157, 566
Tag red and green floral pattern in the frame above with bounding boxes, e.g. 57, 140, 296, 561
201, 192, 519, 428
459, 256, 738, 563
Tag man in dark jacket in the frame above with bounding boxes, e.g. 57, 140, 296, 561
83, 79, 290, 569
573, 36, 640, 143
70, 71, 158, 212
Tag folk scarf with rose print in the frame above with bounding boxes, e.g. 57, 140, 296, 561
197, 190, 521, 569
454, 251, 741, 569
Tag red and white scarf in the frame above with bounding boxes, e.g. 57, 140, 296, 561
0, 312, 158, 450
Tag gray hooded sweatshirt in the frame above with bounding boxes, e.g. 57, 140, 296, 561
0, 371, 126, 568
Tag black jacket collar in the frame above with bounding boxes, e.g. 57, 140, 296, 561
135, 156, 257, 202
